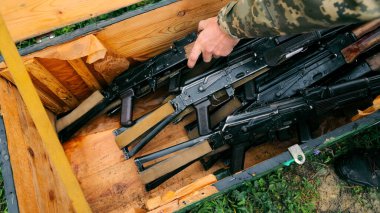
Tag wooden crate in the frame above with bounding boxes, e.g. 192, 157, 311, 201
0, 1, 379, 212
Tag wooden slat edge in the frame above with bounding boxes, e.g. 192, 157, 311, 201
139, 141, 212, 184
68, 58, 101, 91
0, 70, 67, 114
146, 174, 217, 210
126, 208, 147, 213
96, 0, 229, 60
25, 59, 80, 108
0, 14, 91, 212
147, 185, 219, 212
148, 200, 179, 213
178, 185, 219, 209
56, 90, 104, 132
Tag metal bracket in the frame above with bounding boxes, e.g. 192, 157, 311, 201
288, 144, 306, 165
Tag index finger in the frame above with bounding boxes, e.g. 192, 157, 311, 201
187, 43, 202, 68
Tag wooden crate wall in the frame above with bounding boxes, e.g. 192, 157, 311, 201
0, 0, 142, 42
0, 0, 229, 115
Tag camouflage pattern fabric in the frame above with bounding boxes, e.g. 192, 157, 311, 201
218, 0, 380, 38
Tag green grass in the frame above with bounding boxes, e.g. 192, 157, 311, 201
187, 125, 380, 212
191, 168, 320, 213
0, 170, 7, 213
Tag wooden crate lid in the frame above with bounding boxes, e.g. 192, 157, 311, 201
0, 0, 142, 42
0, 0, 229, 115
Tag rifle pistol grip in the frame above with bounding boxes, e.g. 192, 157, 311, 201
120, 88, 135, 127
194, 98, 212, 136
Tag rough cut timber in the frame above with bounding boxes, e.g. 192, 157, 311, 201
0, 14, 91, 212
96, 0, 229, 61
68, 58, 102, 91
25, 59, 80, 108
0, 70, 68, 114
0, 78, 75, 212
0, 0, 143, 42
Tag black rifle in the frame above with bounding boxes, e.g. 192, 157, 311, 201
116, 29, 342, 158
56, 35, 282, 141
245, 28, 380, 110
336, 52, 380, 83
136, 74, 380, 190
56, 33, 197, 141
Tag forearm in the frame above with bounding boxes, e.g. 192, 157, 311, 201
218, 0, 380, 38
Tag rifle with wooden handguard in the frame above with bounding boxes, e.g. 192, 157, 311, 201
56, 33, 197, 141
136, 73, 380, 190
56, 35, 277, 141
245, 26, 380, 109
186, 45, 380, 140
115, 20, 380, 158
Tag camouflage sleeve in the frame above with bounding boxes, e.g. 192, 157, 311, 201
217, 0, 380, 38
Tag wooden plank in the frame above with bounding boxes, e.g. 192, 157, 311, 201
126, 208, 147, 213
148, 185, 219, 212
148, 200, 179, 213
92, 52, 130, 85
352, 95, 380, 121
0, 70, 68, 114
63, 130, 125, 181
38, 58, 92, 102
78, 158, 221, 212
35, 86, 70, 114
0, 78, 75, 212
79, 160, 147, 212
0, 0, 143, 42
68, 58, 101, 91
24, 59, 80, 108
146, 174, 217, 210
139, 141, 212, 184
178, 185, 219, 209
0, 14, 91, 212
56, 91, 105, 132
96, 0, 229, 61
115, 102, 176, 148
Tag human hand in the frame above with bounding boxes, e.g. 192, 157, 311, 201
187, 17, 240, 68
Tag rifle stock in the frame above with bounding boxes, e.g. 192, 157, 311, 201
351, 18, 380, 39
56, 90, 105, 132
115, 102, 175, 149
341, 28, 380, 63
139, 140, 212, 184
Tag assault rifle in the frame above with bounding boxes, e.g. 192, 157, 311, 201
136, 74, 380, 190
245, 27, 380, 109
115, 20, 380, 158
56, 34, 283, 141
336, 52, 380, 83
56, 33, 197, 141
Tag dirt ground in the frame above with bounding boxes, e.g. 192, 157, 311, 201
315, 166, 380, 212
291, 159, 380, 213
